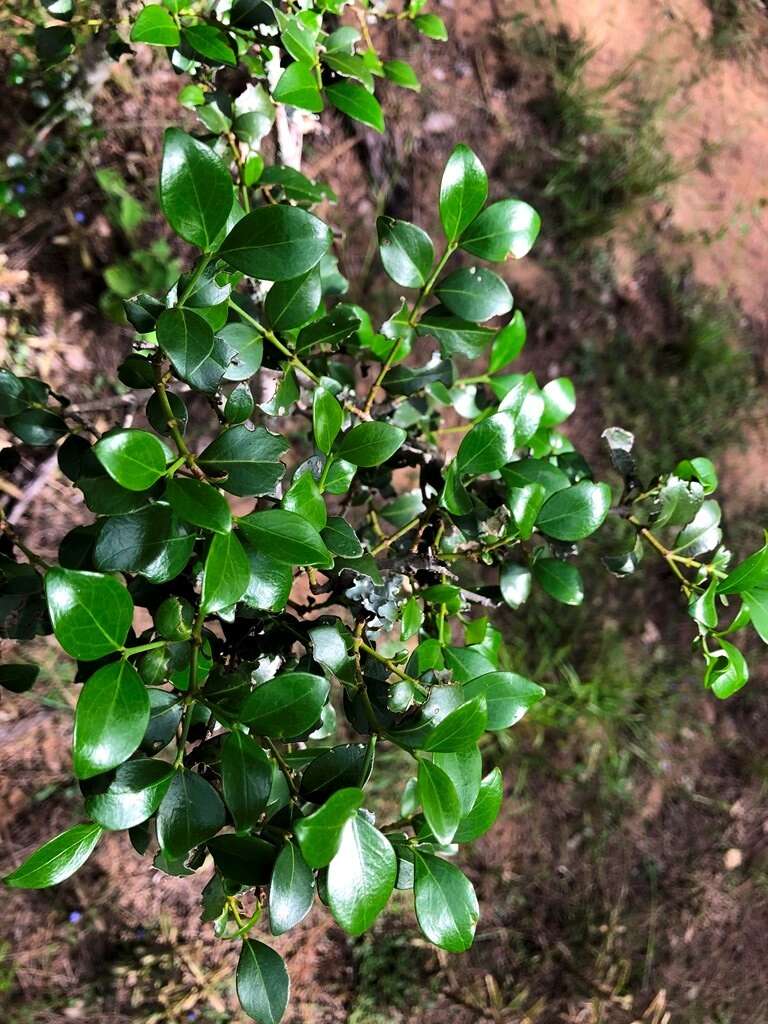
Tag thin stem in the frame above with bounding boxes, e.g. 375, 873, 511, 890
122, 639, 167, 657
264, 737, 301, 797
318, 454, 334, 492
178, 252, 213, 306
370, 514, 422, 556
152, 357, 207, 480
174, 605, 206, 769
0, 511, 50, 570
358, 640, 428, 697
227, 131, 250, 212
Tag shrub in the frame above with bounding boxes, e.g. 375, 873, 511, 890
1, 3, 766, 1021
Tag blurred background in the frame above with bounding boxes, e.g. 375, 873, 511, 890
1, 0, 768, 1021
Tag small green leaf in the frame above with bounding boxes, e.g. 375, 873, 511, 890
156, 308, 231, 395
282, 473, 327, 530
238, 509, 332, 567
417, 759, 460, 844
241, 672, 330, 738
540, 377, 576, 427
439, 143, 487, 242
453, 767, 503, 842
93, 504, 195, 584
459, 199, 541, 261
5, 823, 103, 889
377, 217, 434, 289
160, 128, 233, 250
326, 81, 384, 133
414, 13, 448, 40
327, 815, 396, 935
183, 23, 237, 65
242, 547, 293, 612
414, 852, 479, 952
300, 743, 369, 803
336, 422, 406, 467
533, 558, 584, 606
237, 940, 290, 1024
73, 660, 150, 779
45, 568, 134, 660
165, 477, 232, 534
718, 543, 768, 594
489, 311, 527, 373
270, 841, 315, 936
383, 59, 421, 91
156, 770, 225, 859
706, 640, 749, 699
401, 596, 423, 641
221, 732, 272, 830
201, 530, 250, 613
536, 481, 612, 541
464, 672, 544, 730
313, 387, 344, 456
294, 787, 364, 868
85, 759, 174, 830
273, 61, 324, 113
94, 429, 167, 492
130, 5, 179, 46
321, 516, 363, 558
433, 748, 482, 816
265, 270, 322, 331
456, 411, 517, 476
218, 206, 332, 281
423, 696, 487, 752
435, 267, 512, 323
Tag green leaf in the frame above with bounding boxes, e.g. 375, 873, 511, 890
238, 509, 332, 567
489, 310, 526, 373
456, 411, 517, 476
265, 270, 322, 331
242, 547, 293, 612
676, 456, 718, 495
241, 671, 330, 738
459, 199, 541, 261
282, 473, 327, 530
165, 477, 232, 534
423, 696, 487, 752
417, 759, 460, 844
5, 823, 103, 889
674, 500, 722, 557
533, 558, 584, 606
417, 307, 494, 359
433, 747, 482, 816
327, 815, 396, 935
269, 841, 315, 936
300, 743, 370, 803
706, 639, 749, 699
536, 481, 611, 541
414, 13, 448, 40
201, 530, 250, 613
94, 504, 195, 584
326, 81, 384, 133
156, 770, 225, 859
336, 422, 406, 467
85, 759, 174, 830
453, 767, 503, 842
321, 517, 363, 558
401, 596, 423, 641
183, 23, 236, 65
130, 5, 179, 46
93, 429, 166, 492
199, 425, 288, 497
73, 661, 150, 779
218, 206, 332, 281
221, 731, 272, 830
383, 59, 421, 91
464, 672, 544, 730
45, 568, 133, 660
6, 408, 67, 446
224, 382, 254, 424
323, 52, 374, 89
219, 322, 264, 382
377, 217, 434, 288
276, 8, 319, 63
160, 128, 233, 250
237, 940, 290, 1024
439, 143, 488, 242
743, 588, 768, 644
273, 61, 324, 113
718, 543, 768, 594
502, 457, 570, 498
313, 387, 344, 456
540, 377, 576, 427
509, 483, 546, 540
208, 834, 277, 885
435, 267, 512, 323
414, 852, 479, 952
294, 787, 364, 868
156, 308, 231, 395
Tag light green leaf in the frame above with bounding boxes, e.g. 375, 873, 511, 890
5, 823, 104, 889
414, 852, 479, 952
327, 815, 396, 935
73, 660, 150, 779
45, 568, 133, 660
94, 429, 166, 492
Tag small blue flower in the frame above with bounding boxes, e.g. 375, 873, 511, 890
15, 183, 26, 195
68, 910, 82, 924
74, 210, 86, 224
186, 1013, 198, 1022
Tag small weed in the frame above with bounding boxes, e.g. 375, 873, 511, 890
706, 0, 768, 57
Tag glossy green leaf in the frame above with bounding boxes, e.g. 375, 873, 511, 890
417, 759, 460, 844
73, 660, 150, 779
414, 13, 448, 40
85, 758, 174, 830
706, 639, 749, 699
453, 767, 503, 843
327, 815, 396, 935
45, 568, 133, 660
377, 217, 434, 288
156, 307, 231, 395
321, 517, 363, 558
270, 841, 315, 936
383, 59, 421, 91
294, 787, 364, 868
238, 509, 332, 567
459, 199, 541, 261
94, 504, 195, 584
464, 671, 544, 730
160, 128, 233, 250
718, 543, 768, 594
5, 823, 103, 889
130, 5, 179, 46
540, 377, 576, 427
743, 588, 768, 644
219, 322, 264, 382
433, 747, 482, 817
335, 422, 406, 467
533, 558, 584, 606
536, 481, 612, 541
265, 270, 322, 331
165, 477, 232, 534
242, 547, 293, 612
313, 387, 344, 456
273, 61, 323, 113
282, 473, 327, 530
439, 144, 488, 242
326, 81, 384, 133
414, 852, 479, 952
423, 696, 487, 752
436, 267, 512, 323
93, 429, 166, 492
208, 834, 277, 885
183, 23, 236, 65
156, 770, 225, 859
241, 671, 330, 738
198, 425, 288, 497
218, 206, 332, 280
201, 530, 250, 614
237, 940, 290, 1024
300, 743, 369, 803
489, 310, 526, 373
221, 731, 272, 830
456, 411, 517, 476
